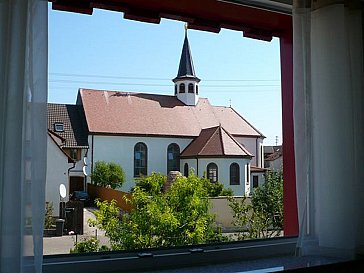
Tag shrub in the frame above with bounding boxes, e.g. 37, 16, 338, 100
44, 202, 54, 229
91, 161, 125, 189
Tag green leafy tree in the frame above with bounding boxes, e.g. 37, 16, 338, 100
91, 161, 125, 189
229, 170, 283, 239
70, 237, 110, 253
89, 172, 224, 251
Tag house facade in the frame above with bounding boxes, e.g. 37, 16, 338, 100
47, 104, 89, 196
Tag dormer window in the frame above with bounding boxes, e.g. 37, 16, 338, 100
174, 85, 177, 95
196, 85, 199, 95
179, 83, 185, 93
54, 122, 64, 132
188, 83, 194, 93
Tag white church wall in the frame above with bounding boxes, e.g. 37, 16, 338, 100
87, 135, 193, 192
235, 136, 264, 168
197, 157, 251, 196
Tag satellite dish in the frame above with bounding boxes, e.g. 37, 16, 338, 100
83, 166, 87, 176
59, 184, 67, 199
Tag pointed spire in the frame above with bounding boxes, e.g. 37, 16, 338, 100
174, 24, 200, 82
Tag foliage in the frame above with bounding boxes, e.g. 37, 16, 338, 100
133, 172, 166, 195
89, 173, 224, 251
91, 161, 125, 189
70, 237, 110, 253
200, 172, 233, 197
228, 170, 283, 239
44, 202, 55, 229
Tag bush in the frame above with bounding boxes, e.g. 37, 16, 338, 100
228, 170, 283, 239
89, 173, 224, 250
44, 202, 54, 229
70, 237, 110, 253
91, 161, 125, 189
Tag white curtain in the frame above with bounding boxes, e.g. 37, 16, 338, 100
0, 1, 48, 273
293, 0, 364, 257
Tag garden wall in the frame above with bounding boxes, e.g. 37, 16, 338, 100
209, 196, 250, 231
87, 183, 133, 212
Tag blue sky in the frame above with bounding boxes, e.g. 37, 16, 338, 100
48, 4, 282, 145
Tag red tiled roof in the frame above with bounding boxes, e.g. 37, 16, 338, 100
47, 103, 89, 148
79, 89, 264, 138
180, 126, 253, 157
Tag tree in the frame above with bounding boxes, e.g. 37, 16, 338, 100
228, 170, 283, 239
91, 161, 125, 189
89, 172, 224, 251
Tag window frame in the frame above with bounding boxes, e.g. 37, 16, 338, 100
167, 143, 180, 173
54, 122, 64, 132
206, 162, 218, 183
134, 142, 148, 177
230, 162, 240, 185
179, 83, 185, 93
188, 83, 194, 93
44, 0, 300, 271
184, 162, 189, 177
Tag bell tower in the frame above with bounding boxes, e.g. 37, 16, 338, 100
173, 24, 200, 106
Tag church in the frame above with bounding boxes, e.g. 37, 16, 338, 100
47, 30, 265, 199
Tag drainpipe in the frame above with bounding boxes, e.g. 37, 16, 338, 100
68, 161, 76, 196
196, 157, 199, 176
91, 135, 94, 184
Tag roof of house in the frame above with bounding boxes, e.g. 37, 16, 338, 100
47, 104, 89, 148
180, 125, 253, 158
264, 145, 282, 155
265, 150, 282, 161
78, 89, 264, 138
47, 131, 75, 163
250, 166, 267, 173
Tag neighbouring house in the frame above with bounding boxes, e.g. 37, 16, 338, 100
250, 166, 267, 192
264, 145, 283, 170
47, 104, 89, 198
46, 131, 74, 216
48, 31, 265, 196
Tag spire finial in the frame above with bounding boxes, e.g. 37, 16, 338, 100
184, 22, 188, 36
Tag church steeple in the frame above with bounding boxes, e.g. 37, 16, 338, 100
173, 24, 200, 106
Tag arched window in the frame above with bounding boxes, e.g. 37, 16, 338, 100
207, 163, 218, 183
230, 163, 240, 185
184, 163, 189, 177
179, 83, 185, 93
167, 143, 180, 173
196, 85, 199, 95
174, 85, 177, 95
188, 83, 194, 93
134, 142, 147, 177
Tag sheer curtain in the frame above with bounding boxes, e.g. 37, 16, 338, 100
0, 1, 48, 273
293, 0, 364, 257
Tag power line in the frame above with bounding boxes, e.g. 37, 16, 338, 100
49, 79, 280, 88
49, 72, 280, 82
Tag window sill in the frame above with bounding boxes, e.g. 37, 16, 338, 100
43, 236, 298, 273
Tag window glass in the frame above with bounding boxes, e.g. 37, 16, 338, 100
207, 162, 218, 183
167, 143, 180, 173
179, 83, 185, 93
230, 163, 240, 185
184, 163, 189, 177
188, 83, 194, 93
134, 142, 147, 177
253, 175, 259, 188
